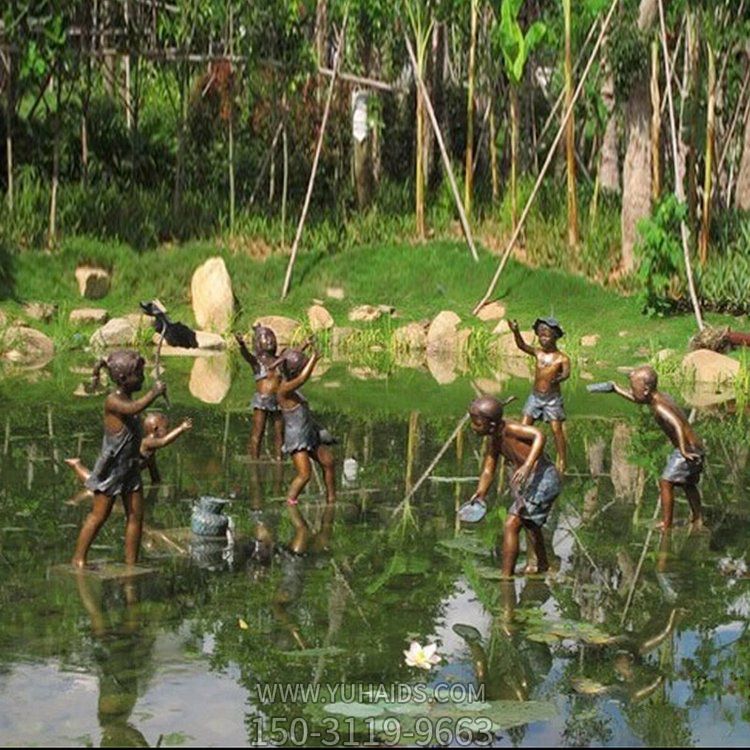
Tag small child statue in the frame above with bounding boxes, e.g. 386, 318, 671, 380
70, 350, 167, 568
272, 346, 336, 506
66, 411, 192, 487
463, 395, 562, 578
235, 326, 284, 460
588, 365, 704, 530
509, 317, 570, 472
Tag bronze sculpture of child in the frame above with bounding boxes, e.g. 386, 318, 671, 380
66, 411, 192, 487
588, 365, 704, 530
272, 346, 336, 506
235, 326, 285, 460
70, 350, 167, 568
509, 317, 570, 472
464, 395, 562, 578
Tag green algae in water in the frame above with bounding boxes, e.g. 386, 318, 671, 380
437, 536, 492, 557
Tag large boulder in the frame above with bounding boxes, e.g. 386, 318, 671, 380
426, 310, 461, 353
191, 257, 234, 332
393, 322, 428, 351
70, 308, 109, 325
476, 301, 506, 322
326, 286, 345, 300
189, 353, 231, 404
90, 318, 136, 348
681, 349, 740, 384
348, 304, 384, 323
75, 265, 110, 299
492, 330, 533, 357
308, 304, 334, 332
1, 326, 55, 368
23, 302, 56, 323
253, 315, 301, 347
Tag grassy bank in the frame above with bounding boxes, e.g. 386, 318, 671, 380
0, 235, 739, 368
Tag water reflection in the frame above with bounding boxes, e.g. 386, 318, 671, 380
75, 574, 152, 747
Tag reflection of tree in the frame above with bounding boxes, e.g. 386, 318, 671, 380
75, 573, 155, 747
562, 700, 613, 747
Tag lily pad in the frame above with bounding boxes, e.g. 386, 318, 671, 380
324, 702, 384, 719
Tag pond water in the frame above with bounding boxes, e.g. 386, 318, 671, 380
0, 355, 749, 747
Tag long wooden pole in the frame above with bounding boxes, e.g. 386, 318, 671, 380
404, 33, 479, 262
472, 0, 619, 315
281, 15, 348, 300
657, 0, 704, 331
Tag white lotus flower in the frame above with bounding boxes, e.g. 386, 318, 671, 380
403, 641, 441, 670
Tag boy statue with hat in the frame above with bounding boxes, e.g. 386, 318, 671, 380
508, 317, 570, 473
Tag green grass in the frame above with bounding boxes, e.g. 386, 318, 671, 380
0, 234, 738, 371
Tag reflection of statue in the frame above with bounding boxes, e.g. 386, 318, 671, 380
75, 573, 154, 747
270, 503, 336, 651
454, 580, 553, 705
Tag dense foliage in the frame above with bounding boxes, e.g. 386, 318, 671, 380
2, 1, 750, 311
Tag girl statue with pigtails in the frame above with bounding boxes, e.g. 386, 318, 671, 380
71, 350, 167, 568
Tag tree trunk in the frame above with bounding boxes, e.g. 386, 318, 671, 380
650, 38, 661, 201
123, 0, 132, 131
599, 68, 619, 193
563, 0, 578, 247
699, 42, 716, 265
172, 74, 187, 223
281, 95, 289, 247
464, 0, 478, 217
735, 104, 750, 210
315, 0, 328, 101
510, 85, 520, 229
489, 103, 500, 203
352, 91, 373, 209
620, 0, 658, 272
4, 51, 13, 211
48, 73, 61, 248
228, 7, 235, 235
416, 81, 426, 238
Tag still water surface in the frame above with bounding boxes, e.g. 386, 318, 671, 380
0, 361, 749, 746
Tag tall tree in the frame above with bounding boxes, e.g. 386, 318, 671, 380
620, 0, 658, 273
563, 0, 578, 247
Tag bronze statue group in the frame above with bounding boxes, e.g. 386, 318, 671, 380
67, 318, 705, 578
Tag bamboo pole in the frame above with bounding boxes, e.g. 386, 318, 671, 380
248, 121, 283, 206
657, 0, 704, 331
472, 0, 619, 315
228, 4, 235, 235
404, 33, 479, 262
281, 15, 348, 300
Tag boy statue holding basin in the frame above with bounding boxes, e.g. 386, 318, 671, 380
463, 395, 562, 578
508, 317, 570, 473
588, 365, 704, 530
